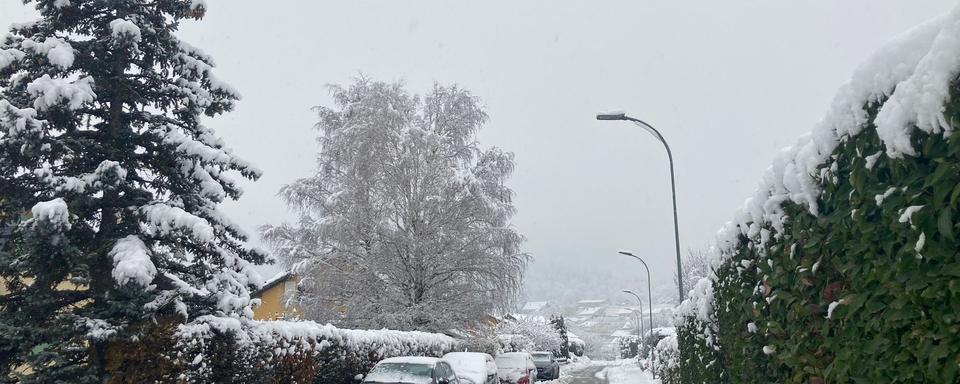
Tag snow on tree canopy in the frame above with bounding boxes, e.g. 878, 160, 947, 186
18, 36, 75, 69
109, 18, 142, 43
26, 75, 96, 111
30, 198, 70, 231
0, 1, 266, 380
110, 236, 157, 287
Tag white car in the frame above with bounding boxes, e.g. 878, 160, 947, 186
493, 352, 537, 384
442, 352, 498, 384
362, 356, 460, 384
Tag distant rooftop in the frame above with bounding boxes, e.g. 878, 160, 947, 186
577, 307, 602, 316
577, 299, 607, 305
521, 301, 550, 311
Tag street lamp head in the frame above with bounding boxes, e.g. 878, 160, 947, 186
621, 289, 634, 294
596, 110, 627, 121
618, 250, 636, 257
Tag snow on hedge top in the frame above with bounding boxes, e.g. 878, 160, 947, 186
716, 7, 960, 253
175, 316, 458, 357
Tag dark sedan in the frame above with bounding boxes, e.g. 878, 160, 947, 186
530, 352, 559, 381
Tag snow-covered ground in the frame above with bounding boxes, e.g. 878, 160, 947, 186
596, 360, 658, 384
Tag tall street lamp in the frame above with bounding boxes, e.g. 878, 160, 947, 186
598, 111, 685, 303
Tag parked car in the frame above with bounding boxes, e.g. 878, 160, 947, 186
530, 352, 559, 380
442, 352, 498, 384
493, 352, 537, 384
361, 356, 460, 384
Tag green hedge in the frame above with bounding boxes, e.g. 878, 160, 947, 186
674, 85, 960, 383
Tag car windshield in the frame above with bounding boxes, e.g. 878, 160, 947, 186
531, 353, 552, 363
363, 363, 434, 384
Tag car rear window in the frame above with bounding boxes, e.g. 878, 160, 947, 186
531, 353, 552, 363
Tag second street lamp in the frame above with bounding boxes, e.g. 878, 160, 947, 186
619, 251, 655, 335
598, 111, 685, 303
621, 291, 644, 357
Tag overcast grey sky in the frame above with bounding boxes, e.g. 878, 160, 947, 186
2, 0, 955, 297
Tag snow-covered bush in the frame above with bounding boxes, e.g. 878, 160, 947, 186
652, 335, 679, 383
615, 335, 640, 359
567, 333, 586, 357
496, 316, 562, 353
677, 4, 960, 383
105, 319, 460, 383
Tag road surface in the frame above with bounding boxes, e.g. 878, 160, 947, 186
560, 364, 608, 384
547, 360, 658, 384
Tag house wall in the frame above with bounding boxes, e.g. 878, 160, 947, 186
252, 279, 301, 320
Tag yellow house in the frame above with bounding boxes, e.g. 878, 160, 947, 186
0, 277, 86, 297
251, 271, 302, 321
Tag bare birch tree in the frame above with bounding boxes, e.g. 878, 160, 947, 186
262, 79, 528, 331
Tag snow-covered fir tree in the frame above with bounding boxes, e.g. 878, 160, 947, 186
0, 1, 265, 381
262, 79, 528, 331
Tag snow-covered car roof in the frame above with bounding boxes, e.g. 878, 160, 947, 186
378, 356, 443, 365
495, 352, 532, 367
364, 357, 440, 384
442, 352, 491, 384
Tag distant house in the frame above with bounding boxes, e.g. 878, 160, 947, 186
519, 300, 554, 315
251, 271, 302, 321
576, 306, 602, 317
605, 306, 635, 318
576, 299, 607, 307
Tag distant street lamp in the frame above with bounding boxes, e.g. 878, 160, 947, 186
623, 287, 656, 379
620, 252, 655, 335
597, 111, 685, 303
621, 291, 643, 355
634, 309, 644, 339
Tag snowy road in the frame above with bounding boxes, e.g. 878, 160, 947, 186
543, 360, 658, 384
559, 364, 608, 384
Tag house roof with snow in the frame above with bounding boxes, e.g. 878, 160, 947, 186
576, 299, 607, 305
251, 271, 294, 298
577, 306, 602, 316
520, 301, 551, 312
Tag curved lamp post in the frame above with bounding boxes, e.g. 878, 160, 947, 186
623, 287, 656, 378
622, 289, 644, 336
597, 111, 685, 303
621, 291, 644, 358
620, 253, 655, 334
